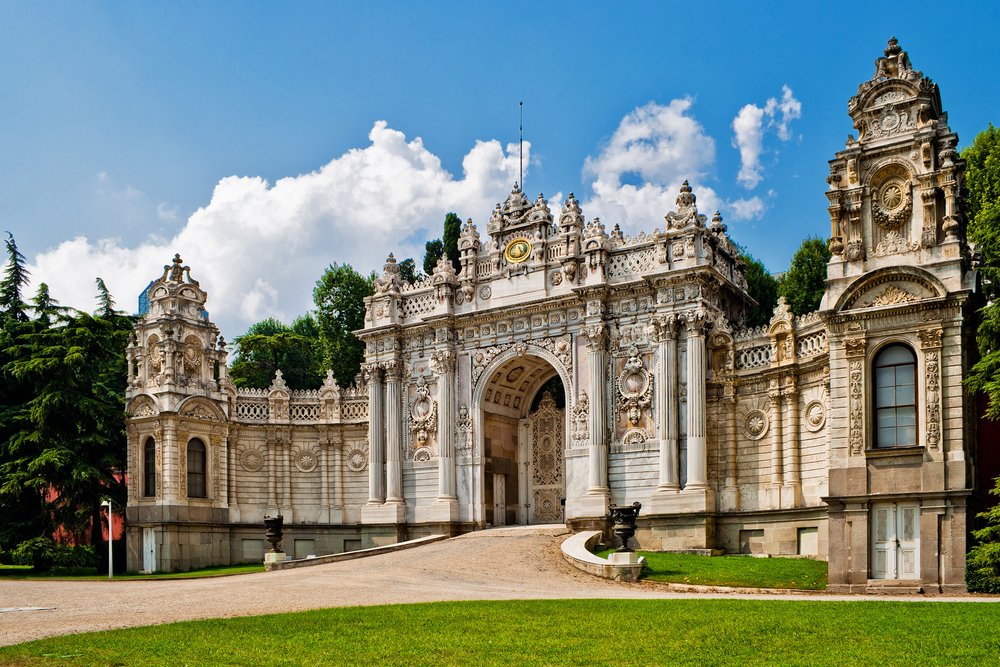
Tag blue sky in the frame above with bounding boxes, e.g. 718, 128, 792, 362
2, 1, 998, 337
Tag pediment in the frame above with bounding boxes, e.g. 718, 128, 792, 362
837, 268, 944, 312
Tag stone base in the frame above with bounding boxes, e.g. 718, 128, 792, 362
360, 502, 407, 525
567, 492, 609, 519
607, 551, 640, 565
428, 497, 460, 523
263, 551, 287, 564
648, 487, 715, 514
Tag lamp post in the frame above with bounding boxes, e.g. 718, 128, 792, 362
100, 499, 112, 581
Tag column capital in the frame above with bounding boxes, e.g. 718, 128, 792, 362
684, 309, 708, 336
581, 323, 607, 350
650, 314, 679, 342
383, 358, 402, 382
363, 363, 384, 385
429, 349, 456, 375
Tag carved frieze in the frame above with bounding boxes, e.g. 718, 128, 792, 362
456, 404, 473, 453
870, 230, 918, 257
849, 360, 864, 455
925, 350, 941, 450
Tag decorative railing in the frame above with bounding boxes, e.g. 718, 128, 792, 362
736, 344, 774, 370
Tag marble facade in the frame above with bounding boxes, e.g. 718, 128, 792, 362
125, 40, 981, 592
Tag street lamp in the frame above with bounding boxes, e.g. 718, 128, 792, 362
100, 499, 112, 581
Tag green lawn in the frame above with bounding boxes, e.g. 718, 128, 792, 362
0, 563, 264, 580
595, 550, 828, 589
2, 599, 999, 666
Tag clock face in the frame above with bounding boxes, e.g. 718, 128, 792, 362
504, 238, 532, 264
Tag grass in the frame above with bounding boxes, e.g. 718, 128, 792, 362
595, 549, 828, 589
0, 563, 264, 580
2, 599, 999, 666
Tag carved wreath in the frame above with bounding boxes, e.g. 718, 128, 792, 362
617, 346, 652, 426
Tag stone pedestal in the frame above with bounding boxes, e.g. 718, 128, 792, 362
361, 502, 406, 524
570, 492, 609, 519
608, 551, 640, 565
263, 551, 287, 564
648, 487, 714, 514
429, 497, 460, 523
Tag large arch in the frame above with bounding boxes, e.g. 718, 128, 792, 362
470, 345, 574, 526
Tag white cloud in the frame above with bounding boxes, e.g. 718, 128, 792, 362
29, 121, 526, 337
581, 98, 719, 231
732, 86, 801, 190
728, 196, 766, 221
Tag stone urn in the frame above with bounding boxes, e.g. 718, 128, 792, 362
264, 514, 284, 553
609, 502, 642, 552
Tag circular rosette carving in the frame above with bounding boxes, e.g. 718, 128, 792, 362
871, 164, 912, 230
346, 448, 367, 472
295, 447, 319, 473
805, 400, 827, 432
743, 409, 769, 441
240, 446, 265, 472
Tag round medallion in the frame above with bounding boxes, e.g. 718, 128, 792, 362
504, 238, 532, 264
346, 448, 367, 472
881, 184, 903, 210
240, 448, 264, 472
805, 400, 827, 432
743, 409, 769, 441
880, 110, 900, 132
479, 286, 492, 300
295, 449, 318, 473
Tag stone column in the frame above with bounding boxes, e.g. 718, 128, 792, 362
721, 380, 740, 510
655, 315, 680, 492
584, 324, 609, 494
768, 386, 784, 509
384, 361, 404, 505
366, 365, 386, 505
684, 312, 708, 490
429, 350, 459, 522
162, 421, 177, 502
782, 379, 802, 508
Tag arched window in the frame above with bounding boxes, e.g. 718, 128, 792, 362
874, 344, 917, 448
187, 438, 207, 498
143, 437, 156, 497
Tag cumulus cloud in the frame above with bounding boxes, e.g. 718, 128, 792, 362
732, 85, 801, 189
728, 196, 766, 221
29, 121, 526, 336
581, 98, 719, 231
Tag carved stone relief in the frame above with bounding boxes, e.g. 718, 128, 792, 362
239, 445, 265, 472
346, 447, 368, 472
849, 360, 864, 455
617, 345, 653, 426
294, 446, 319, 473
743, 409, 769, 440
408, 376, 438, 459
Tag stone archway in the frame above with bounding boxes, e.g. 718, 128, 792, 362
477, 354, 567, 526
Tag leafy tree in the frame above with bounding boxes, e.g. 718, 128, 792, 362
313, 263, 374, 388
397, 258, 419, 284
31, 283, 64, 327
967, 475, 1000, 593
423, 238, 444, 276
1, 232, 30, 323
422, 212, 462, 275
963, 124, 1000, 417
94, 277, 117, 317
778, 237, 831, 316
229, 316, 324, 390
739, 250, 779, 329
0, 307, 131, 547
442, 211, 462, 272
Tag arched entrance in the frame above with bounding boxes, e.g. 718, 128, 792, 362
479, 355, 567, 526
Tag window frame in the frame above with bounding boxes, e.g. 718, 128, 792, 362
871, 343, 918, 449
143, 437, 156, 497
186, 438, 207, 498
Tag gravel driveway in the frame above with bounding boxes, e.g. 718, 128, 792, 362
0, 525, 990, 646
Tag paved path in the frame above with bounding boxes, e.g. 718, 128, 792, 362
0, 525, 993, 646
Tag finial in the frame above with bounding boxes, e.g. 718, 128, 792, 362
885, 36, 901, 56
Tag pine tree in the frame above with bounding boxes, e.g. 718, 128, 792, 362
1, 232, 31, 323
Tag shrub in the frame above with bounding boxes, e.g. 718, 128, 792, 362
10, 538, 98, 572
966, 475, 1000, 593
